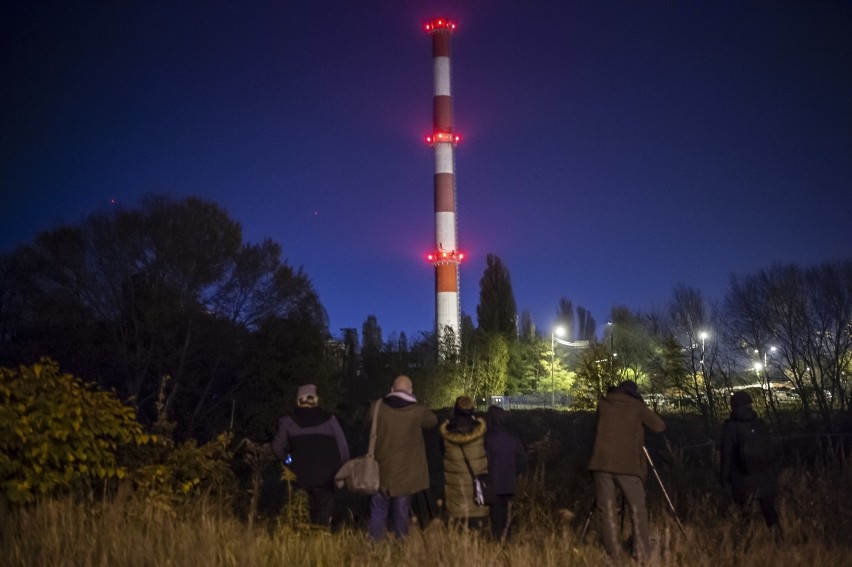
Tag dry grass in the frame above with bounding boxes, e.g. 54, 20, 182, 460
2, 460, 850, 567
3, 410, 850, 566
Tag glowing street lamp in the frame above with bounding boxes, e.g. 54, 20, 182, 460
607, 321, 615, 372
757, 346, 778, 401
551, 326, 566, 407
698, 331, 709, 374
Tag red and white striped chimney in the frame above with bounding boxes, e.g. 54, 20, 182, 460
424, 18, 461, 349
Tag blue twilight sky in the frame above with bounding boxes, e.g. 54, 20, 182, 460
2, 1, 851, 342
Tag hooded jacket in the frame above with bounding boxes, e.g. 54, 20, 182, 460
484, 406, 527, 496
720, 402, 776, 501
588, 388, 666, 479
272, 406, 349, 489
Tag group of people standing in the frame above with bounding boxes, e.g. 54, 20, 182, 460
589, 380, 781, 561
437, 393, 527, 540
272, 375, 780, 559
272, 375, 526, 541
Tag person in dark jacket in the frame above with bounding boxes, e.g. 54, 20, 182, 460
272, 384, 349, 527
720, 391, 782, 540
588, 380, 665, 562
484, 405, 526, 541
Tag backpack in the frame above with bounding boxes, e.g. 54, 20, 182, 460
736, 418, 771, 475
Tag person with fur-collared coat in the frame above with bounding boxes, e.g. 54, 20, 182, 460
439, 396, 489, 527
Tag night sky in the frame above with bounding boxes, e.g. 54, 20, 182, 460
3, 1, 851, 341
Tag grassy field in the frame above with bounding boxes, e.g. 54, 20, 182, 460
2, 410, 851, 566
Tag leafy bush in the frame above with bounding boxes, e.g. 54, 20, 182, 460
0, 358, 151, 503
131, 432, 238, 513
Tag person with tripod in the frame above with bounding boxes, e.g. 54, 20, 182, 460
588, 380, 666, 562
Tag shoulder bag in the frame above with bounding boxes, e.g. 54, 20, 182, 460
335, 400, 381, 494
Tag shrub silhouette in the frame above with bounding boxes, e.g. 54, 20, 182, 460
0, 358, 150, 503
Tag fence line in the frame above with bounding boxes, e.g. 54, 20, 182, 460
677, 433, 852, 452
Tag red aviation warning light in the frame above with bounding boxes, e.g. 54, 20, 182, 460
424, 19, 457, 32
425, 132, 461, 145
426, 249, 464, 264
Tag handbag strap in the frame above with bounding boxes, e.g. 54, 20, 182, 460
459, 444, 477, 481
366, 399, 381, 458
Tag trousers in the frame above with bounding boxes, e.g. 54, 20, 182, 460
593, 471, 651, 560
306, 485, 335, 527
489, 494, 514, 540
369, 491, 411, 541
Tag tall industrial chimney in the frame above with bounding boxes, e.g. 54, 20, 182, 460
424, 18, 461, 350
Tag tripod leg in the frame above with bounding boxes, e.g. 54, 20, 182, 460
643, 446, 686, 536
580, 503, 594, 540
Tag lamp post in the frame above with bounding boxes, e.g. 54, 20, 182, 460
698, 331, 709, 374
551, 326, 566, 407
696, 331, 709, 410
756, 346, 777, 403
753, 361, 764, 394
607, 321, 614, 374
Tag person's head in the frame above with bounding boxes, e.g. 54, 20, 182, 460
454, 395, 475, 417
486, 404, 507, 429
618, 380, 642, 400
391, 375, 413, 395
296, 384, 318, 408
731, 391, 752, 409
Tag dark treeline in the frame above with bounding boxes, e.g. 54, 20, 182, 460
1, 195, 850, 442
0, 196, 332, 442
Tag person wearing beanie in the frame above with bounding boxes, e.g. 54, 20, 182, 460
720, 391, 782, 541
588, 380, 666, 562
439, 396, 490, 529
484, 405, 527, 541
272, 384, 349, 528
368, 375, 438, 541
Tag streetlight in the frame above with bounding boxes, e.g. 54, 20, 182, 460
551, 326, 566, 407
698, 330, 709, 373
607, 321, 614, 373
758, 346, 778, 402
753, 346, 777, 374
695, 331, 710, 407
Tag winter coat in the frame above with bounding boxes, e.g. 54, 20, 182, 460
588, 390, 666, 480
720, 405, 776, 502
485, 426, 527, 496
272, 407, 349, 489
369, 394, 438, 497
439, 416, 489, 519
